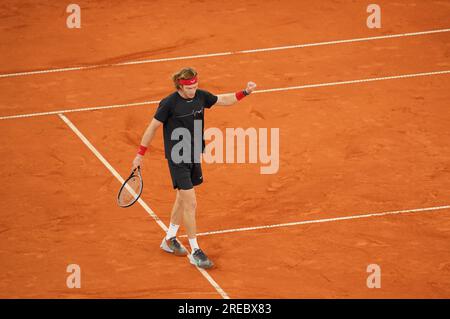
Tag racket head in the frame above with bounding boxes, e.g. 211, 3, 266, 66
117, 166, 143, 208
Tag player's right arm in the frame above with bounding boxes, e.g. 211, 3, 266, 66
132, 118, 163, 169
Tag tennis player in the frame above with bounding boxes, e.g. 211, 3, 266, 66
132, 67, 256, 269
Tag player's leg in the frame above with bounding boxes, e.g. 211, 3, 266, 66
162, 161, 212, 268
178, 188, 197, 240
168, 190, 184, 234
160, 190, 188, 255
161, 161, 190, 256
179, 188, 212, 268
167, 161, 200, 241
181, 162, 203, 244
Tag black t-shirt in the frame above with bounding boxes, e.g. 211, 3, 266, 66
154, 89, 218, 163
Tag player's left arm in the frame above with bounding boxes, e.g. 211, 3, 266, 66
215, 81, 257, 106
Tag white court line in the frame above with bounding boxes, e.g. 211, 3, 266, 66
1, 28, 449, 78
1, 69, 450, 121
58, 113, 230, 300
179, 205, 450, 238
0, 100, 159, 121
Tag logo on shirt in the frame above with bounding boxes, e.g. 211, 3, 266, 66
174, 106, 203, 119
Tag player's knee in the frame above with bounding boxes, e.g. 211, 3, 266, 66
175, 191, 183, 205
178, 190, 196, 211
186, 198, 197, 211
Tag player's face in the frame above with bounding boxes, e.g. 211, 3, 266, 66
181, 83, 198, 99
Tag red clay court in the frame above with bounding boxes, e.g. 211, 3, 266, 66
0, 0, 449, 298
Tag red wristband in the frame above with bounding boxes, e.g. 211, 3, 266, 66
137, 145, 148, 156
235, 90, 248, 101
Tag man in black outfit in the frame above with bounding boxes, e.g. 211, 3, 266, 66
133, 67, 256, 269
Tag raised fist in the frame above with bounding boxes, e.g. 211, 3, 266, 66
245, 81, 257, 94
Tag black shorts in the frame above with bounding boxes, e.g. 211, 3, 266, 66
167, 160, 203, 190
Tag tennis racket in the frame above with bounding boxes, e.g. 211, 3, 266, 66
117, 166, 143, 208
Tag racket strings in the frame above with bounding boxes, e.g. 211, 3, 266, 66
118, 175, 142, 206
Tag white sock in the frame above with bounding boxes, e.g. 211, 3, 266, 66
166, 223, 180, 240
189, 237, 199, 252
